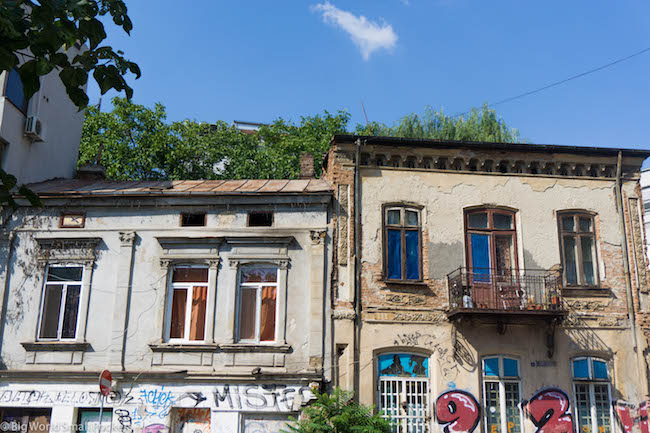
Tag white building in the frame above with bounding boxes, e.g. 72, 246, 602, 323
0, 177, 333, 433
0, 48, 85, 185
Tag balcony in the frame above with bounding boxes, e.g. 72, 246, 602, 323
446, 268, 568, 323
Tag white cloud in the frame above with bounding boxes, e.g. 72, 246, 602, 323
312, 2, 398, 60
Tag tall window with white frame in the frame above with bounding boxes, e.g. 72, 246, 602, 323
572, 357, 613, 433
167, 267, 208, 342
38, 266, 83, 340
482, 356, 522, 433
237, 266, 278, 343
383, 205, 422, 282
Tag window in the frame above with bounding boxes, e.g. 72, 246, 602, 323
482, 356, 522, 433
248, 211, 273, 227
559, 213, 598, 286
59, 213, 85, 228
383, 206, 422, 281
78, 409, 112, 433
572, 357, 612, 433
377, 353, 429, 433
237, 266, 278, 343
38, 266, 83, 340
166, 267, 208, 342
465, 208, 518, 278
180, 213, 206, 227
4, 68, 29, 113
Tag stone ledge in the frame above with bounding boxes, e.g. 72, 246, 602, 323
220, 343, 292, 353
561, 287, 612, 298
149, 343, 219, 353
21, 341, 91, 352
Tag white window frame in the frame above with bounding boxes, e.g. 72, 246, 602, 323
36, 264, 84, 341
164, 265, 210, 343
482, 356, 524, 433
572, 357, 614, 433
376, 352, 430, 433
236, 265, 280, 344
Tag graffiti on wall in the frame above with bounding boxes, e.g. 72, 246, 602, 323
522, 388, 574, 433
213, 384, 312, 411
433, 387, 578, 433
614, 401, 650, 433
435, 390, 481, 433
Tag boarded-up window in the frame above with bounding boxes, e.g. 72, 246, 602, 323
241, 413, 293, 433
238, 267, 278, 342
167, 267, 209, 341
171, 408, 210, 433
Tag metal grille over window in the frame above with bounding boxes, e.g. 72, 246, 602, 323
384, 206, 422, 281
482, 356, 522, 433
237, 266, 278, 343
378, 353, 429, 433
38, 266, 83, 340
168, 267, 209, 342
572, 357, 613, 433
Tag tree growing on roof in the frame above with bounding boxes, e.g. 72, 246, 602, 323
356, 103, 522, 143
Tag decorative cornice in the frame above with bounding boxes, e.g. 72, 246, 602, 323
309, 230, 326, 245
149, 343, 219, 353
36, 237, 101, 264
219, 343, 292, 353
119, 231, 136, 247
160, 258, 173, 269
332, 309, 356, 321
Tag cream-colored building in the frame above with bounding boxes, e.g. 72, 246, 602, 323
324, 135, 650, 433
0, 177, 332, 433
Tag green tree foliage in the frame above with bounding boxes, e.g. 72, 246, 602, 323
79, 98, 350, 180
283, 388, 391, 433
1, 0, 140, 109
355, 103, 522, 143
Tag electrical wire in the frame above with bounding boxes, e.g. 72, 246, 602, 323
452, 46, 650, 119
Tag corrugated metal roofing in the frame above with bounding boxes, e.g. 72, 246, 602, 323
24, 179, 333, 197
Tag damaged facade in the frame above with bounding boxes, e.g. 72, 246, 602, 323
324, 135, 650, 433
0, 179, 332, 433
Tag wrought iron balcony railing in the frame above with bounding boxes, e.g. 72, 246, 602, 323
447, 267, 564, 313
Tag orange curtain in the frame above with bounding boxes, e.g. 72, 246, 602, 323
189, 286, 207, 340
170, 289, 187, 338
260, 286, 277, 341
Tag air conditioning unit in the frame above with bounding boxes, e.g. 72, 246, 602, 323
24, 116, 43, 141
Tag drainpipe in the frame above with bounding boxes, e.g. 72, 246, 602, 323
353, 138, 362, 399
615, 151, 648, 396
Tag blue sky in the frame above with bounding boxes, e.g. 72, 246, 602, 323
89, 0, 650, 150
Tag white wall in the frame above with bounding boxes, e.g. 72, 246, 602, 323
0, 48, 85, 185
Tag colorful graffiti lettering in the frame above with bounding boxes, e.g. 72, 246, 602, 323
142, 424, 169, 433
613, 401, 650, 433
524, 388, 574, 433
435, 390, 481, 433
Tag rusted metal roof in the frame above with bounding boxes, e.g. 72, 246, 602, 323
24, 179, 333, 197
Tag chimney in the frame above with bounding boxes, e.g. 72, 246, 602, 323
76, 163, 106, 181
300, 153, 314, 179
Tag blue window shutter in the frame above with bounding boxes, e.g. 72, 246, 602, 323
405, 231, 420, 280
503, 358, 519, 377
387, 229, 402, 279
573, 358, 589, 379
483, 357, 499, 376
592, 359, 608, 380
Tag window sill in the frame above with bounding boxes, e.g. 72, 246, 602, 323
561, 287, 611, 298
149, 343, 219, 353
382, 279, 427, 287
220, 343, 291, 353
21, 341, 91, 352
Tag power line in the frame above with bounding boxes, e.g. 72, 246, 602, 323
452, 46, 650, 119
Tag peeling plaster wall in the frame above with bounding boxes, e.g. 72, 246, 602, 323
0, 201, 331, 379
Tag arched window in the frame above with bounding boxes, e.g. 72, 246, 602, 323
465, 208, 518, 277
572, 357, 613, 433
383, 205, 422, 281
558, 212, 599, 286
377, 353, 429, 432
482, 356, 522, 433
